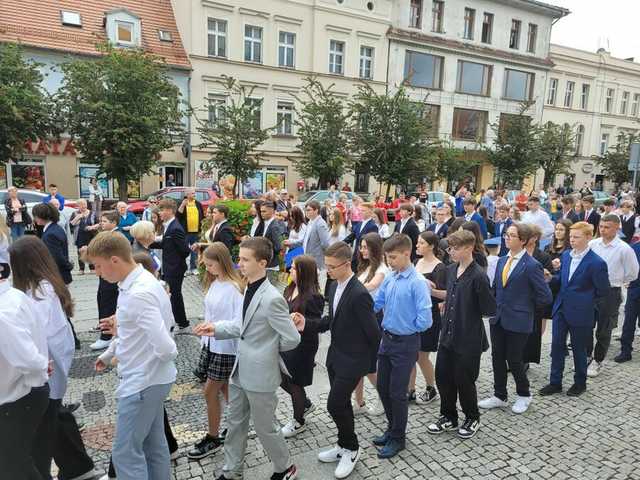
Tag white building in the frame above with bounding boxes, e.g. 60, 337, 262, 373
388, 0, 568, 189
542, 44, 640, 191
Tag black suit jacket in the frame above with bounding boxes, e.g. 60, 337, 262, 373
262, 220, 283, 269
41, 223, 73, 284
621, 214, 636, 243
151, 218, 190, 277
211, 221, 235, 251
560, 209, 580, 223
394, 217, 420, 261
427, 222, 448, 239
315, 276, 381, 379
583, 210, 601, 234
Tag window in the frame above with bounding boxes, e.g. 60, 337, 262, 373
605, 88, 615, 113
60, 11, 82, 27
432, 1, 444, 33
547, 78, 558, 105
452, 108, 487, 141
632, 94, 640, 116
456, 60, 492, 96
158, 30, 173, 42
423, 104, 440, 136
278, 31, 295, 68
600, 133, 610, 155
276, 102, 294, 135
509, 19, 521, 49
329, 40, 345, 74
575, 125, 585, 155
564, 81, 575, 108
503, 69, 534, 101
403, 51, 443, 89
527, 24, 537, 53
359, 46, 374, 80
580, 84, 590, 110
244, 25, 262, 63
481, 13, 493, 44
207, 19, 227, 57
116, 20, 134, 44
244, 98, 262, 129
410, 0, 422, 29
463, 8, 475, 40
207, 94, 226, 128
621, 91, 630, 115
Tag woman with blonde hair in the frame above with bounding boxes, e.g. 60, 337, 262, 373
130, 220, 162, 272
189, 243, 244, 459
329, 208, 347, 244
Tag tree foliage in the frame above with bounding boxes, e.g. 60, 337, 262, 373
292, 77, 350, 188
0, 43, 54, 163
595, 132, 638, 188
433, 141, 481, 191
195, 76, 270, 199
56, 44, 183, 200
537, 122, 576, 189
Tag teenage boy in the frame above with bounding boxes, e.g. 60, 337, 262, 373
43, 183, 65, 210
492, 205, 512, 257
461, 198, 488, 239
193, 237, 301, 480
392, 205, 420, 262
427, 230, 496, 439
521, 197, 554, 241
292, 241, 380, 479
90, 231, 177, 480
372, 233, 431, 458
615, 240, 640, 363
560, 196, 580, 223
257, 201, 284, 284
581, 196, 601, 234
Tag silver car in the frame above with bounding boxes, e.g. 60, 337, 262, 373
0, 189, 78, 231
295, 190, 370, 210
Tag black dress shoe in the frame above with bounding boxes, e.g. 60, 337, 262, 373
566, 384, 586, 397
63, 402, 81, 413
372, 431, 390, 446
539, 384, 562, 396
614, 352, 632, 363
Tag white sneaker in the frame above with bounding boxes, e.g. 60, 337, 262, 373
511, 395, 532, 414
334, 447, 360, 479
477, 396, 509, 409
613, 330, 622, 340
318, 445, 343, 463
367, 399, 385, 416
98, 475, 115, 480
90, 339, 111, 351
352, 401, 367, 416
587, 361, 603, 377
281, 420, 306, 438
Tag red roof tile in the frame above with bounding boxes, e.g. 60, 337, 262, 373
0, 0, 190, 69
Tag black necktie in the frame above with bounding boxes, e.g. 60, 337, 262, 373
255, 221, 265, 237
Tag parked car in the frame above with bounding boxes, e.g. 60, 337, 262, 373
0, 189, 78, 231
590, 190, 610, 208
295, 190, 370, 210
126, 187, 219, 216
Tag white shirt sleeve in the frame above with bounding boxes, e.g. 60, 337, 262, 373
129, 292, 177, 363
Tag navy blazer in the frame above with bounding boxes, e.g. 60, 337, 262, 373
394, 217, 420, 261
151, 219, 190, 278
42, 223, 73, 284
493, 218, 512, 256
427, 222, 448, 239
491, 252, 553, 334
627, 243, 640, 300
469, 212, 488, 239
551, 249, 610, 327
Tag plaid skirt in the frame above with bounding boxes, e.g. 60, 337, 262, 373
196, 346, 235, 382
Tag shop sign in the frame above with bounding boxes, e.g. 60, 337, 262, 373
23, 138, 77, 156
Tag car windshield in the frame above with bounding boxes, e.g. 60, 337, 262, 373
428, 192, 444, 202
298, 191, 318, 202
21, 192, 46, 203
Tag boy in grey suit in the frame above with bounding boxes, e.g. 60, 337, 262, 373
194, 237, 302, 480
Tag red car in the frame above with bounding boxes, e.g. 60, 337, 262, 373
127, 187, 219, 216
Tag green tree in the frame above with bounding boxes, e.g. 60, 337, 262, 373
56, 44, 183, 200
433, 141, 480, 192
195, 76, 270, 199
595, 132, 638, 188
292, 77, 350, 188
348, 84, 435, 197
0, 43, 53, 163
486, 103, 540, 188
537, 122, 576, 189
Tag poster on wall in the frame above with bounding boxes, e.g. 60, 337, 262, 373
195, 160, 216, 189
114, 178, 141, 199
0, 165, 6, 189
242, 172, 264, 198
79, 166, 110, 198
11, 163, 45, 191
266, 172, 286, 192
218, 174, 237, 199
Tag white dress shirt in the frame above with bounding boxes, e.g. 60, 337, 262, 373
162, 217, 175, 234
0, 281, 48, 405
521, 209, 555, 240
28, 281, 75, 400
503, 249, 526, 282
0, 233, 9, 264
378, 223, 391, 239
99, 265, 177, 398
204, 280, 243, 355
333, 273, 354, 315
434, 223, 445, 235
569, 247, 590, 282
589, 237, 640, 287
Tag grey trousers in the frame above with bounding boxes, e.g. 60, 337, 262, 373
222, 383, 291, 479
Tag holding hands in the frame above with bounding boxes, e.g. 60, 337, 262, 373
194, 322, 216, 337
291, 312, 306, 332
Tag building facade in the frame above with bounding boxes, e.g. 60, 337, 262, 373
542, 44, 640, 191
0, 0, 190, 198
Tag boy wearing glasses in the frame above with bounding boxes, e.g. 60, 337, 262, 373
427, 230, 496, 440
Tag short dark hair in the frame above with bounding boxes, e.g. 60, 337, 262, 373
101, 210, 120, 225
261, 201, 276, 211
383, 233, 412, 253
324, 241, 352, 261
528, 196, 540, 203
603, 198, 615, 207
601, 213, 621, 225
158, 198, 177, 212
507, 222, 534, 244
582, 195, 595, 204
561, 196, 575, 206
463, 198, 476, 206
48, 183, 57, 188
307, 200, 320, 212
447, 230, 476, 248
240, 236, 273, 264
32, 203, 59, 223
214, 204, 229, 218
399, 203, 414, 214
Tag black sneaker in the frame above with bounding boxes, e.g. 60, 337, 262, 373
427, 416, 458, 434
457, 418, 480, 439
271, 464, 297, 480
614, 352, 632, 363
187, 434, 222, 460
407, 390, 416, 402
415, 386, 438, 405
539, 383, 562, 396
219, 428, 227, 443
566, 383, 586, 397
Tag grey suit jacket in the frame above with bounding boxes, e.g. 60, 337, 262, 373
215, 279, 300, 393
290, 216, 331, 269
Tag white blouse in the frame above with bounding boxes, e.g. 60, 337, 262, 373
204, 280, 243, 355
288, 223, 308, 244
357, 263, 390, 298
329, 224, 348, 245
378, 223, 391, 239
0, 233, 9, 264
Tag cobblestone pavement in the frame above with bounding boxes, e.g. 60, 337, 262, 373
65, 270, 640, 480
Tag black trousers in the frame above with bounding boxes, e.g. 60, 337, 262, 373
586, 287, 621, 363
0, 385, 49, 480
490, 323, 530, 400
97, 277, 118, 341
165, 275, 188, 328
435, 345, 481, 422
33, 399, 94, 480
327, 365, 361, 451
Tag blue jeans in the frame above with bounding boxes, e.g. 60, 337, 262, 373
112, 383, 172, 480
186, 233, 199, 270
620, 294, 640, 355
10, 223, 25, 242
549, 314, 591, 387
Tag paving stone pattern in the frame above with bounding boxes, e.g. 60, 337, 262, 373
66, 271, 640, 480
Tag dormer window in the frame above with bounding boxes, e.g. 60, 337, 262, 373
158, 30, 173, 42
105, 8, 141, 47
61, 10, 82, 27
116, 21, 134, 44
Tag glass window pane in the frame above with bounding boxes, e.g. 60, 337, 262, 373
458, 62, 488, 95
404, 51, 441, 88
505, 70, 529, 100
218, 36, 225, 56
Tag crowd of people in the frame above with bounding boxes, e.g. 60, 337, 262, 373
2, 179, 640, 480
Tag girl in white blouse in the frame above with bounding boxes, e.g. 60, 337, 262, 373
189, 242, 244, 459
373, 208, 391, 239
328, 208, 347, 245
